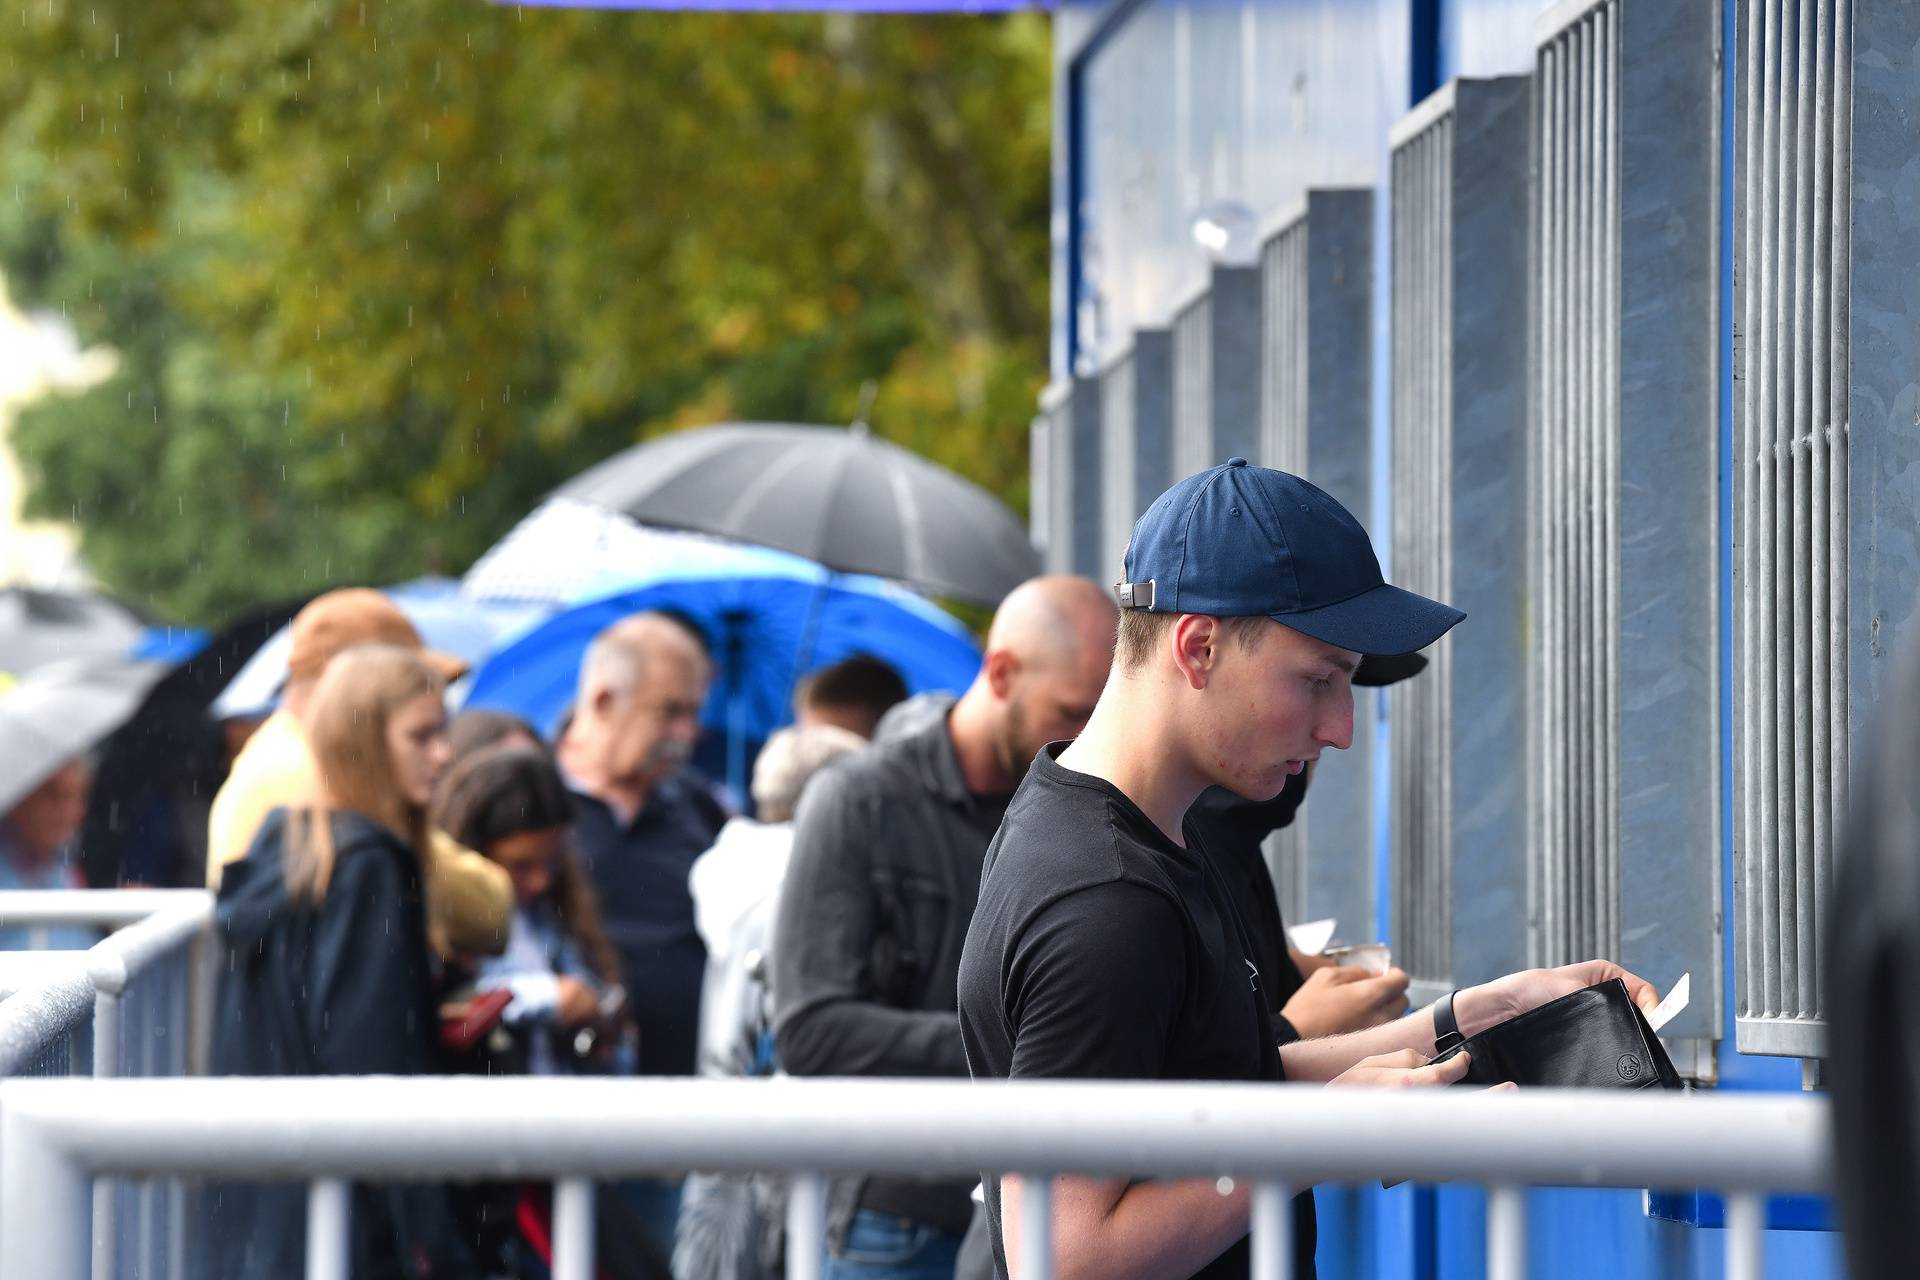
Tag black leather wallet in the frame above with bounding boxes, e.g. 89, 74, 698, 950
1433, 979, 1683, 1090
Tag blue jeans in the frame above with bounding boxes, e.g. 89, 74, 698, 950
824, 1208, 963, 1280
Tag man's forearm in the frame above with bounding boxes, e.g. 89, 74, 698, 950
1278, 1003, 1440, 1081
1004, 1174, 1250, 1280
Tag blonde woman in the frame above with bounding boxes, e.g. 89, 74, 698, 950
205, 644, 476, 1279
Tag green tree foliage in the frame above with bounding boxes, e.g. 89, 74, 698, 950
0, 3, 1049, 624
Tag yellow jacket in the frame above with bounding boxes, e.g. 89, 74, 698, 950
207, 710, 512, 956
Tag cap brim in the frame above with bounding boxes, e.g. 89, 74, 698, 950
423, 649, 471, 683
1353, 650, 1429, 687
1270, 582, 1464, 658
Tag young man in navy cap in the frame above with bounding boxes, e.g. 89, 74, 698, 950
955, 460, 1659, 1280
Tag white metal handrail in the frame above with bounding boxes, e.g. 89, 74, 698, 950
0, 893, 214, 1078
0, 1076, 1829, 1280
0, 891, 216, 1280
0, 890, 211, 930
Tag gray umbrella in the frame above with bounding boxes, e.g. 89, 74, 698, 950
0, 588, 145, 677
0, 659, 166, 814
554, 423, 1041, 606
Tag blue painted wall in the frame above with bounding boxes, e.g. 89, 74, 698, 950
1058, 1, 1843, 1273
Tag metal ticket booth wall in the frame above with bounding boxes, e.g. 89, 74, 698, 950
1731, 0, 1920, 1062
1530, 0, 1723, 1050
1257, 190, 1381, 940
1171, 267, 1264, 481
1388, 76, 1534, 1005
1032, 376, 1106, 579
1098, 332, 1174, 579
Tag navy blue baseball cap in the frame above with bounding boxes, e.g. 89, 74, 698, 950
1116, 458, 1465, 657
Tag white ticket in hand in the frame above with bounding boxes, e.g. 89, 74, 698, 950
1285, 918, 1337, 956
1327, 943, 1392, 975
1645, 972, 1692, 1035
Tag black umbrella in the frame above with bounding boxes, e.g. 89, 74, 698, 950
0, 587, 146, 677
554, 423, 1041, 607
78, 596, 313, 888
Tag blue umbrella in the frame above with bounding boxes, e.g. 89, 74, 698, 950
461, 546, 982, 797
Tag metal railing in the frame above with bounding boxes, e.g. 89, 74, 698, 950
0, 1076, 1828, 1280
0, 890, 215, 1280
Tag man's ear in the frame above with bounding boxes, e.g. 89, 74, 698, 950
984, 649, 1020, 699
1171, 615, 1219, 692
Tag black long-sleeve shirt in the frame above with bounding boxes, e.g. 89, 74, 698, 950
771, 695, 1008, 1238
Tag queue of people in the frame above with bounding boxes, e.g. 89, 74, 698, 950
0, 459, 1666, 1280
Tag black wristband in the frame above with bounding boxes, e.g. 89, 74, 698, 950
1432, 990, 1465, 1056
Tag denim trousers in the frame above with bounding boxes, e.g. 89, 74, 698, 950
823, 1208, 964, 1280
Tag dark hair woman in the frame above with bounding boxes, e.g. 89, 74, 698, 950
204, 644, 477, 1279
430, 746, 669, 1280
430, 744, 625, 1075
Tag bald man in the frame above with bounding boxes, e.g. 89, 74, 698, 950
771, 575, 1117, 1280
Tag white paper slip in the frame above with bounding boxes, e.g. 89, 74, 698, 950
1646, 972, 1691, 1034
1285, 918, 1337, 956
1328, 943, 1392, 975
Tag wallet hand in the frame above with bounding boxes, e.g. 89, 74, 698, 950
1330, 1047, 1473, 1088
1459, 960, 1660, 1038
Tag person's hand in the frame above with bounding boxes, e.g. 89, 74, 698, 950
1456, 959, 1660, 1039
555, 976, 601, 1027
1281, 965, 1411, 1039
1330, 1048, 1474, 1088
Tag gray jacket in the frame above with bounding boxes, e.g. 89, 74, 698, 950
770, 694, 1008, 1239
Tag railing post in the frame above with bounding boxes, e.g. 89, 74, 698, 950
1018, 1174, 1054, 1280
91, 990, 120, 1080
785, 1172, 827, 1280
1725, 1191, 1765, 1280
0, 1095, 90, 1280
306, 1178, 351, 1280
1250, 1181, 1293, 1280
186, 924, 217, 1078
1486, 1184, 1527, 1280
90, 990, 120, 1280
551, 1178, 595, 1280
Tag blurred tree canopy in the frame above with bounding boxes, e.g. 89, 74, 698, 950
0, 3, 1050, 624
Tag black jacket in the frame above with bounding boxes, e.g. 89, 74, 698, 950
202, 808, 477, 1279
771, 695, 1007, 1239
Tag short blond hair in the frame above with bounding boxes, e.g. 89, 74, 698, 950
1114, 610, 1271, 671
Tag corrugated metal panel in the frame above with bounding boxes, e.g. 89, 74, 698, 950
1732, 0, 1920, 1059
1099, 333, 1174, 578
1389, 77, 1533, 1002
1034, 377, 1105, 579
1171, 269, 1264, 482
1531, 0, 1721, 1041
1099, 351, 1138, 580
1172, 291, 1214, 478
1533, 0, 1622, 977
1258, 189, 1377, 937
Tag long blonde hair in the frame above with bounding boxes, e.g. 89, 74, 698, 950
285, 644, 445, 904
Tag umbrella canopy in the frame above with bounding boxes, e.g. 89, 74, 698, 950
554, 423, 1041, 607
76, 596, 313, 889
209, 580, 549, 722
0, 588, 147, 677
0, 659, 167, 814
461, 544, 983, 795
461, 498, 749, 607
